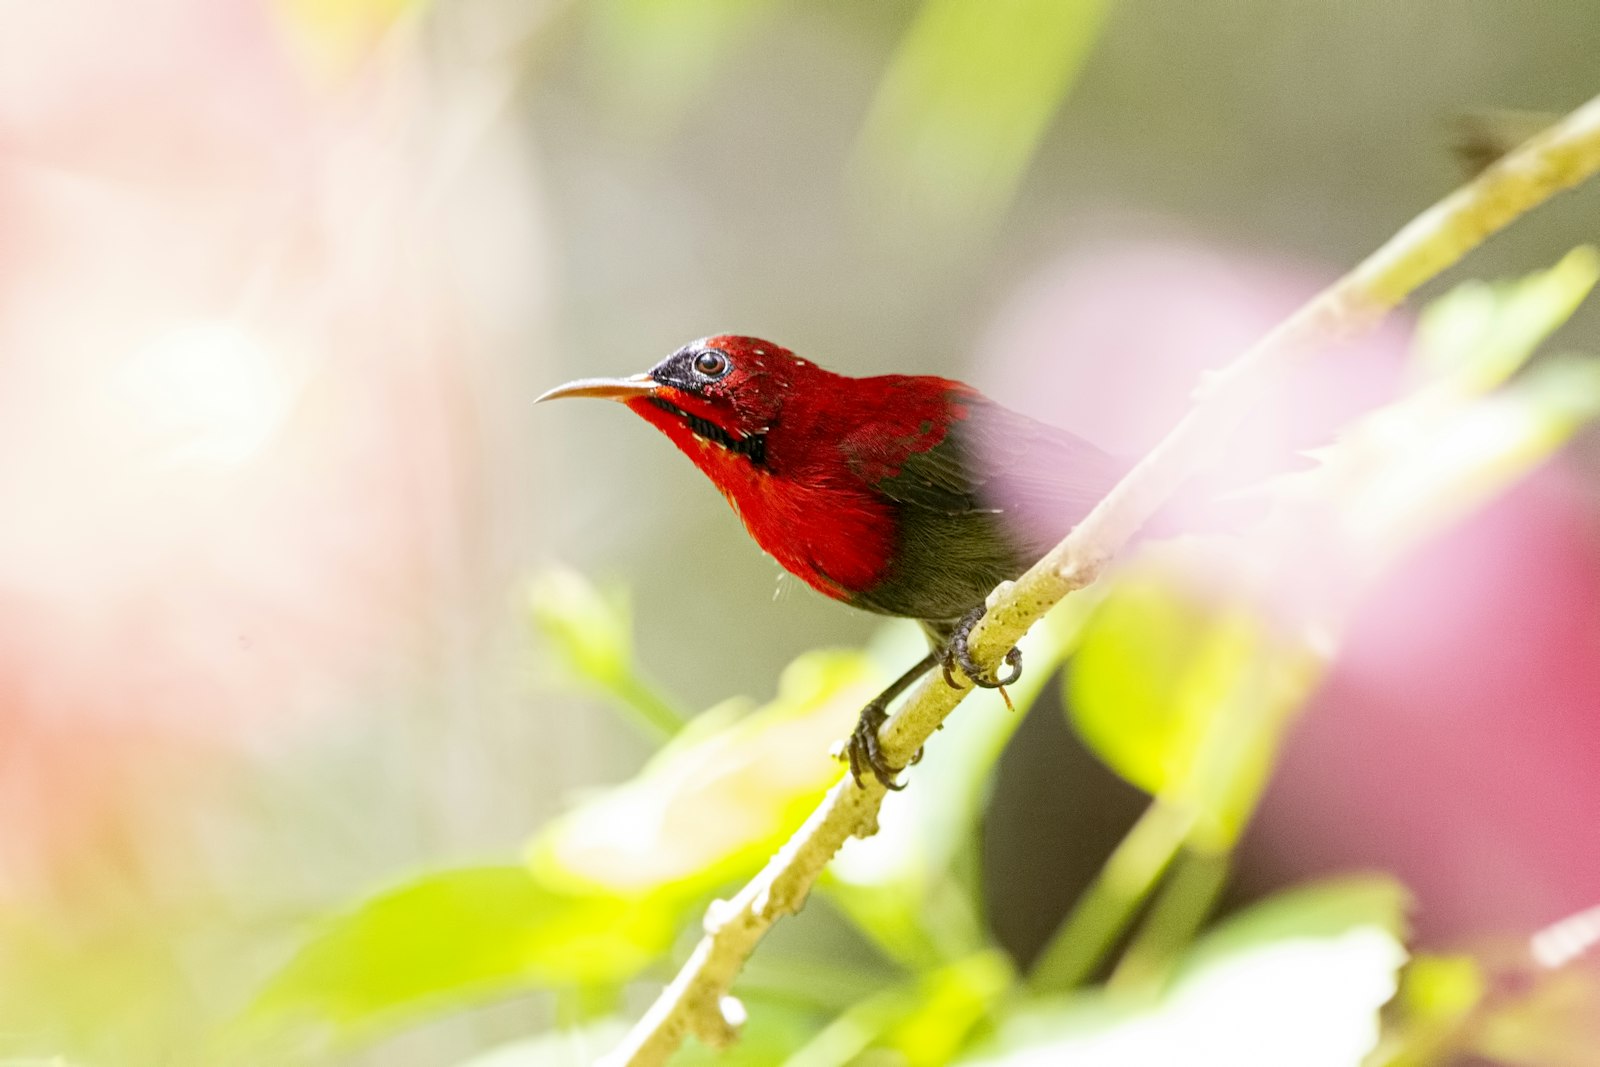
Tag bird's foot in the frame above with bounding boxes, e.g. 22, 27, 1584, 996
940, 604, 1023, 690
843, 700, 921, 790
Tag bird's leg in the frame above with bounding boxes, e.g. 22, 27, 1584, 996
941, 604, 1023, 690
843, 648, 941, 790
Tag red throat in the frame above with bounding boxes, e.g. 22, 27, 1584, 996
623, 363, 962, 603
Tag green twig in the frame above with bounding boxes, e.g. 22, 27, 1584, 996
598, 672, 691, 742
1108, 849, 1232, 992
1026, 801, 1193, 992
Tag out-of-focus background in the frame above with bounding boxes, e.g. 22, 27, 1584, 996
4, 1, 1600, 1064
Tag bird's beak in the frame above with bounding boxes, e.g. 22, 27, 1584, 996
535, 373, 658, 404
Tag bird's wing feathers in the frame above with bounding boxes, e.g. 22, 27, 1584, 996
866, 424, 989, 515
954, 395, 1129, 517
831, 389, 1126, 623
844, 390, 1126, 534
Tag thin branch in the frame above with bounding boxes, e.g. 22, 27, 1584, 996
602, 92, 1600, 1067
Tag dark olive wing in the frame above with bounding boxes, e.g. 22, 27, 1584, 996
863, 391, 1126, 544
838, 389, 1126, 623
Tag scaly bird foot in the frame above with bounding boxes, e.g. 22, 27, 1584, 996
940, 604, 1023, 690
843, 701, 922, 790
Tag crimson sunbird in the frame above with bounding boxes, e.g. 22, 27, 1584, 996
538, 336, 1127, 789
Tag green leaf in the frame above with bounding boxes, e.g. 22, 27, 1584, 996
1175, 875, 1408, 976
1065, 549, 1320, 847
247, 867, 677, 1040
527, 566, 688, 740
879, 952, 1016, 1067
965, 877, 1409, 1067
1399, 954, 1485, 1021
786, 952, 1014, 1067
1331, 354, 1600, 565
528, 649, 883, 900
588, 0, 780, 130
1368, 953, 1485, 1066
853, 0, 1112, 234
1289, 250, 1600, 571
1411, 245, 1598, 393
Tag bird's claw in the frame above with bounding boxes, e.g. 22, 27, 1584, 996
941, 605, 1023, 690
843, 701, 919, 790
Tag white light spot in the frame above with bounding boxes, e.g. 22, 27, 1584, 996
719, 996, 747, 1029
1532, 902, 1600, 969
704, 898, 736, 929
116, 321, 300, 468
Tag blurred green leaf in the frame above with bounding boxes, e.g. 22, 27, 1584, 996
247, 866, 677, 1041
854, 0, 1112, 234
787, 951, 1014, 1067
1318, 354, 1600, 566
1027, 800, 1194, 994
1065, 550, 1319, 847
1108, 850, 1231, 990
1176, 875, 1408, 976
1292, 250, 1600, 569
1411, 245, 1598, 393
589, 0, 780, 130
1399, 954, 1484, 1021
828, 603, 1097, 968
1367, 953, 1485, 1067
880, 952, 1016, 1066
528, 566, 688, 740
967, 877, 1408, 1067
528, 649, 881, 900
0, 904, 216, 1067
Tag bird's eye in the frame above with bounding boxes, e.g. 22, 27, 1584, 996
693, 350, 730, 379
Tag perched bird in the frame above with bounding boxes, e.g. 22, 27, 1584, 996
538, 336, 1128, 788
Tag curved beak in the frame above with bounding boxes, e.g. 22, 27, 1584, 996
535, 373, 658, 404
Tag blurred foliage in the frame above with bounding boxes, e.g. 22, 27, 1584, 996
234, 254, 1600, 1063
785, 951, 1014, 1067
967, 878, 1408, 1067
529, 566, 689, 740
1291, 245, 1600, 567
1066, 556, 1318, 849
246, 866, 678, 1042
852, 0, 1112, 239
588, 0, 782, 130
527, 645, 877, 899
1026, 247, 1600, 1005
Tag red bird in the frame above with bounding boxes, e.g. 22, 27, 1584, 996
538, 336, 1127, 788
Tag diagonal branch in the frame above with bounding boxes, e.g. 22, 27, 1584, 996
602, 92, 1600, 1067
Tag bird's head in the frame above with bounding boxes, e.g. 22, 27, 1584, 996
537, 335, 822, 466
